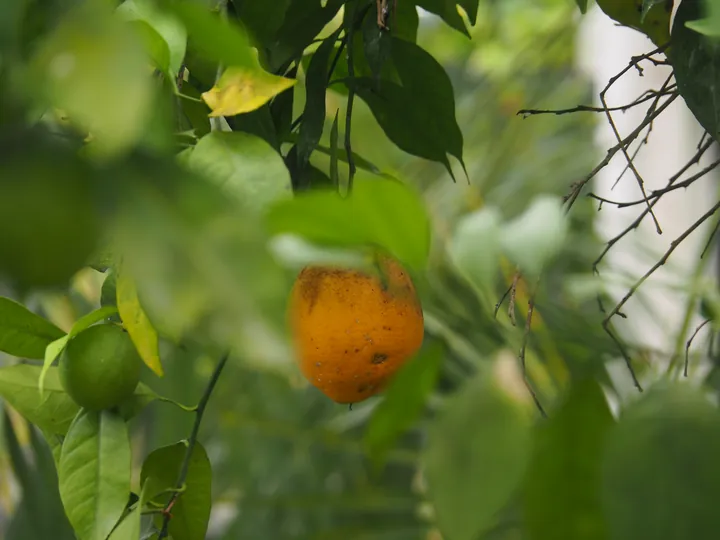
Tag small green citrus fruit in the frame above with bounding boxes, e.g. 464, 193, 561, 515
59, 323, 142, 410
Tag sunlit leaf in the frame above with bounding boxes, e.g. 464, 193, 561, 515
116, 270, 163, 377
524, 378, 613, 540
39, 306, 119, 396
141, 441, 212, 540
413, 0, 470, 37
365, 341, 443, 468
265, 176, 431, 270
0, 297, 65, 359
424, 356, 533, 540
602, 381, 720, 540
187, 131, 292, 215
58, 410, 131, 540
202, 64, 296, 117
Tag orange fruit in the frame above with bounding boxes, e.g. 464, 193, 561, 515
289, 255, 424, 404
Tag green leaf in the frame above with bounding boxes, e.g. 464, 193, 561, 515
670, 0, 720, 140
448, 207, 503, 294
39, 306, 119, 396
0, 364, 156, 435
423, 358, 533, 540
413, 0, 470, 37
58, 409, 131, 540
329, 109, 340, 188
266, 176, 431, 270
188, 131, 292, 215
233, 0, 291, 47
524, 379, 613, 540
350, 38, 465, 178
101, 270, 118, 308
458, 0, 479, 24
29, 0, 154, 156
117, 270, 163, 377
499, 196, 568, 278
227, 103, 280, 150
0, 297, 65, 359
297, 30, 339, 169
365, 341, 443, 468
363, 3, 393, 82
394, 1, 420, 42
107, 479, 149, 540
270, 64, 297, 143
165, 0, 254, 68
602, 381, 720, 540
576, 0, 589, 14
268, 0, 345, 71
641, 0, 667, 22
117, 0, 188, 80
141, 441, 212, 540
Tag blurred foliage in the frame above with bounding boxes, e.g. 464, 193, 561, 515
0, 0, 718, 539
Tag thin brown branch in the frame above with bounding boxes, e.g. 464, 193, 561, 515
592, 138, 714, 270
589, 158, 720, 208
507, 270, 520, 326
564, 93, 677, 209
518, 293, 546, 418
494, 285, 512, 318
701, 217, 720, 259
685, 319, 712, 377
603, 200, 720, 327
517, 86, 675, 118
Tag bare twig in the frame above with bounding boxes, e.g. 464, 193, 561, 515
588, 158, 720, 208
564, 93, 677, 210
517, 86, 675, 118
494, 285, 512, 318
157, 352, 230, 540
507, 271, 520, 326
685, 319, 712, 377
518, 293, 547, 418
603, 200, 720, 327
592, 138, 714, 270
701, 216, 720, 259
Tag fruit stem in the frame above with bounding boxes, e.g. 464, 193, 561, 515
157, 350, 230, 539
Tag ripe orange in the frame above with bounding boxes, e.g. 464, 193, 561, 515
288, 255, 424, 404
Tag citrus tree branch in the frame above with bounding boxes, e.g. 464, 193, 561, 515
157, 351, 230, 540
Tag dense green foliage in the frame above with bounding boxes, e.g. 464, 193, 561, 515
0, 0, 719, 539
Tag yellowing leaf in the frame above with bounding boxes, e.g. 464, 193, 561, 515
201, 65, 296, 117
116, 271, 163, 376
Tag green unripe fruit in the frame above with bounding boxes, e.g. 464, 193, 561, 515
59, 324, 142, 411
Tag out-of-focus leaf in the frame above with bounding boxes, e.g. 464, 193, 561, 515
524, 378, 613, 540
685, 0, 720, 36
576, 0, 589, 14
365, 341, 443, 468
201, 64, 296, 117
117, 0, 187, 79
423, 357, 533, 540
187, 131, 292, 214
350, 38, 465, 178
413, 0, 470, 37
0, 297, 65, 359
458, 0, 479, 24
101, 271, 118, 308
267, 0, 345, 71
227, 103, 279, 150
641, 0, 667, 21
30, 0, 154, 156
58, 410, 131, 540
602, 381, 720, 540
4, 412, 75, 540
670, 0, 720, 141
38, 306, 118, 396
117, 270, 163, 377
448, 207, 503, 294
270, 64, 296, 143
500, 196, 568, 278
0, 132, 100, 288
141, 441, 212, 540
284, 145, 334, 192
165, 0, 254, 68
297, 30, 339, 168
265, 177, 431, 270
